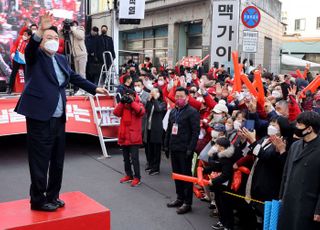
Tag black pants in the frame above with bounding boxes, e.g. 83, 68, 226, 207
8, 60, 25, 90
122, 145, 141, 179
26, 117, 65, 205
211, 185, 234, 229
147, 131, 162, 171
171, 151, 193, 205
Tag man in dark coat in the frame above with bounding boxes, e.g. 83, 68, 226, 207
85, 26, 101, 84
14, 13, 108, 212
98, 25, 115, 69
278, 111, 320, 229
165, 87, 200, 214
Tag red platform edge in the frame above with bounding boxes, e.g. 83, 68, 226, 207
0, 191, 110, 230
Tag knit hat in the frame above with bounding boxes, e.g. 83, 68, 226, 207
213, 100, 228, 114
215, 137, 231, 149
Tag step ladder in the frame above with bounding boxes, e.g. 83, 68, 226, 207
90, 51, 120, 158
89, 95, 120, 158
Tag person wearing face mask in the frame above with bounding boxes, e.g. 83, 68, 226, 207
241, 117, 290, 228
205, 137, 235, 230
14, 13, 108, 212
278, 111, 320, 230
114, 88, 146, 187
98, 25, 115, 70
165, 87, 200, 214
68, 20, 88, 95
211, 100, 229, 125
85, 26, 101, 84
144, 87, 166, 175
7, 29, 32, 94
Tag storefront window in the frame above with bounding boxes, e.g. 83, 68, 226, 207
122, 26, 168, 67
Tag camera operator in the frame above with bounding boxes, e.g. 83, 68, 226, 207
62, 19, 87, 94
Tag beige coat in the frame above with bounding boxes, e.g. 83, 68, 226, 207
70, 26, 87, 57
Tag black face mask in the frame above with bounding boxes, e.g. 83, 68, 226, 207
294, 126, 311, 138
101, 30, 107, 35
129, 70, 135, 75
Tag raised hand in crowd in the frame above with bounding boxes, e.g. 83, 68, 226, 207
246, 96, 257, 113
269, 135, 286, 154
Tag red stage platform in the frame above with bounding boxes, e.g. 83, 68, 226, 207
0, 191, 110, 230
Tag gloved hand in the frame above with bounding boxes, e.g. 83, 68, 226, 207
120, 96, 127, 104
186, 150, 193, 157
126, 96, 133, 104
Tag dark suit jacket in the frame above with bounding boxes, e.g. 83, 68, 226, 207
15, 36, 97, 121
97, 35, 115, 66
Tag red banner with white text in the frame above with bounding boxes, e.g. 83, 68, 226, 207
0, 96, 118, 138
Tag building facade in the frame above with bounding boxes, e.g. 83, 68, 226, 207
89, 0, 282, 73
281, 0, 320, 64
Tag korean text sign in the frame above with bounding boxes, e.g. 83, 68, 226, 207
211, 0, 240, 72
119, 0, 146, 19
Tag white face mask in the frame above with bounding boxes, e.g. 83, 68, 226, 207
44, 40, 59, 53
268, 125, 280, 136
22, 35, 28, 40
134, 86, 142, 93
211, 130, 220, 138
32, 30, 37, 34
272, 90, 282, 99
158, 80, 164, 86
234, 120, 242, 130
225, 124, 233, 132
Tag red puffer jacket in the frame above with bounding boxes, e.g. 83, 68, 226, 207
113, 97, 145, 146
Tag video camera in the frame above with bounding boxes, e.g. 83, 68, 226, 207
62, 19, 73, 35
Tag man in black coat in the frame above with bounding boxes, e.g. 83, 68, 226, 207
98, 25, 115, 69
165, 87, 200, 214
278, 111, 320, 229
85, 26, 101, 84
15, 13, 108, 212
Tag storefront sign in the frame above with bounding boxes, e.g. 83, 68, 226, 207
119, 0, 146, 19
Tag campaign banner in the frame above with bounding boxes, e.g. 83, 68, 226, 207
119, 0, 146, 19
0, 96, 119, 138
211, 0, 240, 72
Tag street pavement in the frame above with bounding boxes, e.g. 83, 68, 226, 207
0, 134, 217, 230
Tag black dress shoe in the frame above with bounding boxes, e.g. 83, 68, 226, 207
31, 203, 58, 212
50, 198, 65, 208
176, 204, 192, 214
167, 199, 183, 208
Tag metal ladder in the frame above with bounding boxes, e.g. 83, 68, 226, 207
90, 51, 120, 158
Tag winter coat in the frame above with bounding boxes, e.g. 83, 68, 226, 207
144, 99, 166, 144
249, 137, 287, 202
70, 26, 87, 57
278, 136, 320, 230
113, 97, 145, 146
206, 145, 235, 188
164, 104, 200, 153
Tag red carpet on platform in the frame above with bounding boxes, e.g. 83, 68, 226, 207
0, 191, 110, 230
